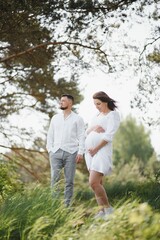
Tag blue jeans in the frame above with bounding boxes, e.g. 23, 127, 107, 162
49, 149, 77, 206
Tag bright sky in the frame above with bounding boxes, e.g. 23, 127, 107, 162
78, 70, 137, 122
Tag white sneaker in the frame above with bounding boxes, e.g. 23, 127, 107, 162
103, 207, 114, 220
94, 210, 105, 219
104, 207, 114, 214
94, 207, 114, 220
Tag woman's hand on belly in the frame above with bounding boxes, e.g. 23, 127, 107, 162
93, 125, 105, 133
88, 147, 98, 157
88, 139, 108, 157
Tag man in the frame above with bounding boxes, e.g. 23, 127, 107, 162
46, 94, 85, 206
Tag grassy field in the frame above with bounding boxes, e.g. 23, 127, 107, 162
0, 167, 160, 240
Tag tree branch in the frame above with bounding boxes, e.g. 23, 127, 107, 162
139, 36, 160, 62
0, 41, 111, 68
0, 144, 47, 153
1, 152, 40, 181
0, 92, 33, 99
0, 46, 9, 51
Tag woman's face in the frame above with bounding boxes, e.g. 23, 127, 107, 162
94, 99, 108, 112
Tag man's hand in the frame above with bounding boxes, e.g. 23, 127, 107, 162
76, 154, 83, 163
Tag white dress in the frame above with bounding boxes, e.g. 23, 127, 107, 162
85, 111, 120, 176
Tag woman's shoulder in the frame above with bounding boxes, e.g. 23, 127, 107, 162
108, 110, 120, 121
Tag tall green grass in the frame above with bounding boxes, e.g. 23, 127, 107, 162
0, 183, 160, 240
75, 177, 160, 210
0, 185, 71, 239
0, 161, 160, 239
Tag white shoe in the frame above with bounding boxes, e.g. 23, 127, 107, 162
103, 207, 114, 220
104, 207, 114, 214
94, 207, 114, 220
94, 210, 105, 219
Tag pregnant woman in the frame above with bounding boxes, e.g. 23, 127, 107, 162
85, 91, 120, 219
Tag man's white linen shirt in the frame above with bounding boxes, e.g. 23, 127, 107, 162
46, 111, 85, 155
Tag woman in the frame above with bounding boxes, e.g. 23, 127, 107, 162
85, 91, 120, 219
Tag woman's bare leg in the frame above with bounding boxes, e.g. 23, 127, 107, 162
89, 170, 110, 208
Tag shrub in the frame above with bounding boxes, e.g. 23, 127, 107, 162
0, 161, 23, 202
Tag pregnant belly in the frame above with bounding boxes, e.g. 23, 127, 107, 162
85, 131, 102, 148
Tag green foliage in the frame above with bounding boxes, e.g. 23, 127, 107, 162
0, 158, 160, 239
75, 162, 160, 209
108, 179, 160, 210
82, 201, 160, 240
0, 185, 86, 240
0, 161, 23, 201
0, 181, 159, 240
147, 51, 160, 64
2, 146, 50, 183
113, 115, 154, 166
144, 153, 160, 183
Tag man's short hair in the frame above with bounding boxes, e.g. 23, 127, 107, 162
61, 94, 74, 102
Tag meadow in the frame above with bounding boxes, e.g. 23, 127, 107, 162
0, 161, 160, 240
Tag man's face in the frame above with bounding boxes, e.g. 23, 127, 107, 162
60, 96, 72, 110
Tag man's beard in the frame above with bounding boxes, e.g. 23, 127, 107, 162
60, 106, 68, 110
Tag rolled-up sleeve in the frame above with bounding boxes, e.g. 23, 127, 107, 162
102, 112, 120, 142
